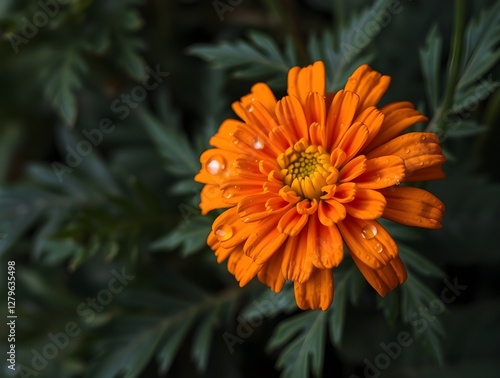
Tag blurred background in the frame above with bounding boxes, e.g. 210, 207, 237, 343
0, 0, 499, 377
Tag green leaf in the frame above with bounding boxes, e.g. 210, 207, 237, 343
156, 316, 197, 375
328, 264, 356, 345
457, 1, 500, 89
42, 44, 88, 126
401, 274, 445, 363
420, 24, 443, 112
399, 244, 445, 278
191, 307, 220, 372
188, 31, 296, 88
445, 120, 487, 138
138, 107, 200, 177
268, 311, 327, 378
150, 215, 211, 256
329, 0, 391, 90
451, 77, 499, 116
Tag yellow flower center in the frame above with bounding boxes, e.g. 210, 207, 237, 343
277, 139, 338, 200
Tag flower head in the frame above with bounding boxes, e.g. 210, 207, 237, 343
195, 62, 445, 310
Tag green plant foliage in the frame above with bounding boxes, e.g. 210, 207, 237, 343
188, 31, 298, 88
1, 0, 499, 377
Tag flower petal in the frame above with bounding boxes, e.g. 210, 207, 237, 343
307, 214, 344, 269
199, 185, 231, 215
227, 247, 262, 286
404, 165, 445, 182
257, 248, 286, 292
344, 188, 386, 219
277, 207, 309, 236
367, 102, 428, 151
355, 106, 385, 152
337, 217, 398, 269
344, 64, 391, 112
326, 90, 360, 150
350, 253, 407, 296
379, 186, 445, 228
232, 83, 277, 122
238, 192, 275, 222
281, 229, 314, 283
367, 132, 445, 173
294, 268, 333, 311
276, 95, 309, 141
287, 61, 325, 106
318, 199, 346, 226
352, 156, 405, 189
305, 92, 326, 128
339, 155, 367, 182
336, 122, 369, 162
244, 215, 288, 264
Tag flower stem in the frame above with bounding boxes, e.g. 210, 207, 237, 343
437, 0, 466, 134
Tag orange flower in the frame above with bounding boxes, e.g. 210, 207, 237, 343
195, 62, 445, 310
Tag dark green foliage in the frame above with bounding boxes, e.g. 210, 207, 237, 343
0, 1, 499, 377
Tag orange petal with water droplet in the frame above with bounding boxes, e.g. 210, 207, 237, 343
337, 217, 397, 269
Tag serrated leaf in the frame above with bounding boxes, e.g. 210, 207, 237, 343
188, 31, 295, 88
457, 2, 500, 89
399, 244, 445, 278
43, 45, 88, 126
150, 216, 211, 256
138, 108, 200, 177
330, 0, 391, 90
269, 311, 327, 378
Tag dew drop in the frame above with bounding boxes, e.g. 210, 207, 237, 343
404, 148, 411, 154
361, 224, 377, 240
206, 155, 226, 175
372, 174, 381, 182
374, 242, 384, 253
419, 161, 424, 166
247, 105, 254, 112
252, 137, 264, 150
223, 185, 241, 199
215, 225, 234, 241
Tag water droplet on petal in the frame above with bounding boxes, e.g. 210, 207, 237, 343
223, 185, 241, 199
372, 174, 381, 182
361, 224, 377, 240
247, 105, 254, 112
419, 161, 424, 166
404, 148, 411, 154
252, 137, 264, 150
215, 225, 233, 241
206, 155, 226, 175
375, 242, 384, 253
